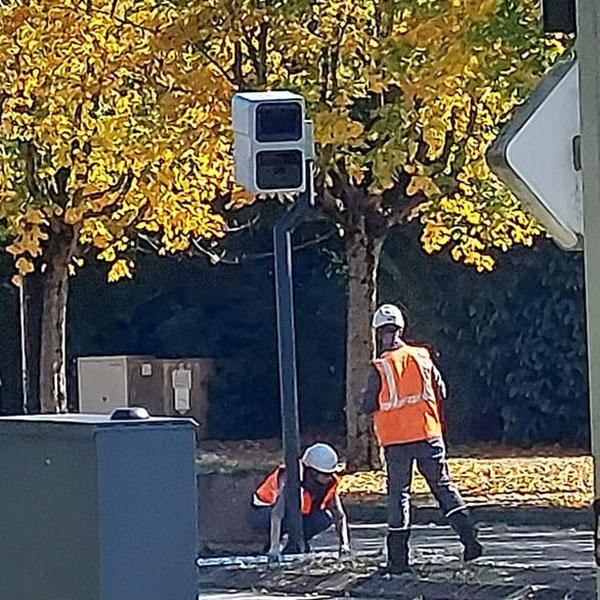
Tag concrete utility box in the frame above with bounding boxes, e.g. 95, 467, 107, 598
77, 355, 214, 438
0, 414, 198, 600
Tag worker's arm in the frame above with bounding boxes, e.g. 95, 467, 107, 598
431, 362, 447, 402
328, 494, 351, 555
361, 365, 381, 415
267, 479, 286, 562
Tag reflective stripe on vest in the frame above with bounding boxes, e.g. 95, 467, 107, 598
375, 347, 436, 411
253, 465, 338, 515
373, 345, 443, 446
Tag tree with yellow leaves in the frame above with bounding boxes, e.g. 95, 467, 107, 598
160, 0, 566, 466
1, 0, 566, 466
0, 0, 241, 412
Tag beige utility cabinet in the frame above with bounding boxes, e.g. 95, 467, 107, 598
77, 355, 214, 438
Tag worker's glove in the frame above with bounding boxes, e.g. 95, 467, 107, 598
267, 547, 283, 565
338, 544, 352, 559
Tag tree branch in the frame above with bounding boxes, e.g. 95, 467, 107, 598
49, 167, 71, 207
414, 135, 430, 164
242, 29, 262, 81
23, 142, 43, 201
397, 193, 427, 224
434, 110, 457, 170
466, 100, 478, 137
74, 170, 135, 223
193, 42, 237, 87
68, 3, 237, 88
225, 213, 260, 233
329, 19, 349, 99
80, 170, 131, 203
233, 40, 244, 86
320, 48, 330, 103
137, 232, 160, 252
190, 231, 334, 265
256, 22, 269, 86
0, 93, 8, 119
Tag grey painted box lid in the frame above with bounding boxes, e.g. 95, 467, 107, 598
0, 414, 198, 437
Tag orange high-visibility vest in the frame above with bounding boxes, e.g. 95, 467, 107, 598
253, 465, 339, 515
372, 345, 443, 447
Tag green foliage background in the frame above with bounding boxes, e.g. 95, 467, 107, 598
380, 227, 588, 447
0, 221, 589, 447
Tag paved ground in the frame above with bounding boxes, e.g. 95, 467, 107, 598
199, 521, 597, 599
320, 521, 595, 570
203, 595, 329, 599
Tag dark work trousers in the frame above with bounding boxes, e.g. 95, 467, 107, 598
251, 505, 334, 545
385, 438, 465, 531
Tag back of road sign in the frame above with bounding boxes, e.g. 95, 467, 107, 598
488, 60, 583, 251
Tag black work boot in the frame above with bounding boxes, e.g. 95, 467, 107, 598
447, 510, 482, 562
386, 530, 411, 574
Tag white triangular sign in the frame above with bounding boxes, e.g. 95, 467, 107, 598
488, 60, 582, 250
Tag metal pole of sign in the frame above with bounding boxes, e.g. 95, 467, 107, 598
18, 283, 28, 414
577, 0, 600, 591
273, 160, 313, 554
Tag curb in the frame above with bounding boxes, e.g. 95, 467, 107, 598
345, 499, 594, 528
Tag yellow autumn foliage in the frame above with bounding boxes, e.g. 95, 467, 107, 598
0, 0, 243, 280
157, 0, 568, 271
0, 0, 569, 280
339, 456, 593, 509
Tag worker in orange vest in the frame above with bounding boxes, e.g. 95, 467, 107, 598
251, 443, 350, 563
362, 304, 482, 573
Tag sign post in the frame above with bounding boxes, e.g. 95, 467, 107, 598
272, 160, 314, 553
232, 92, 315, 553
490, 3, 600, 592
576, 0, 600, 586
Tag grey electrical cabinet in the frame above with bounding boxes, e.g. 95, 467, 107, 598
0, 414, 198, 600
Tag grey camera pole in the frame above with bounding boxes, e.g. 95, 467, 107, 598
273, 160, 314, 553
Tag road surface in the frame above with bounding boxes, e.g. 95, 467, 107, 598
199, 521, 596, 599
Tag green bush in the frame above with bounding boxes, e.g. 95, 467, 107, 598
381, 229, 588, 447
1, 219, 589, 447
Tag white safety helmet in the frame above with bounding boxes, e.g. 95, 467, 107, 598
302, 443, 339, 473
372, 304, 405, 332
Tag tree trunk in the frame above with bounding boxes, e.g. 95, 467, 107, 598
39, 241, 75, 413
345, 221, 384, 470
20, 272, 44, 413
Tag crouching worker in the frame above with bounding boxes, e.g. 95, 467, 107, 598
251, 443, 351, 562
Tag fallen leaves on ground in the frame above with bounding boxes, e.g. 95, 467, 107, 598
197, 441, 594, 509
339, 456, 594, 509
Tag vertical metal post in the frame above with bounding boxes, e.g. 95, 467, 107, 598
577, 0, 600, 590
19, 283, 28, 414
273, 161, 313, 554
